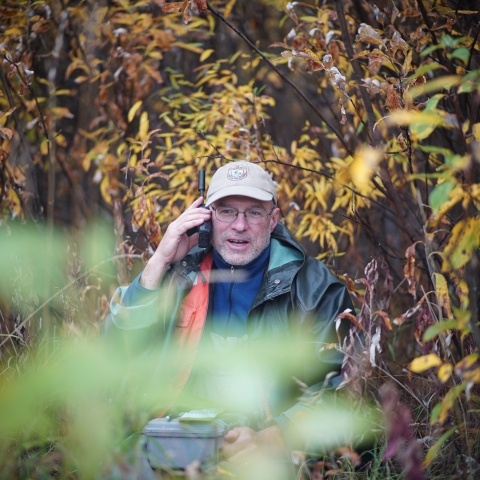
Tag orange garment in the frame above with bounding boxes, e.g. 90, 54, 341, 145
157, 251, 213, 417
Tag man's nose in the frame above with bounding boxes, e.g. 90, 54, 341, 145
231, 212, 248, 231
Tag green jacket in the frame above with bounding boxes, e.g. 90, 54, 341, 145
109, 222, 353, 451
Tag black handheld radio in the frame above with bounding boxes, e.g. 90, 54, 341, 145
197, 170, 212, 249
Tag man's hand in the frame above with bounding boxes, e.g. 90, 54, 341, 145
140, 197, 212, 289
221, 426, 286, 465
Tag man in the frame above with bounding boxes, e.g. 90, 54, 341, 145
109, 161, 353, 475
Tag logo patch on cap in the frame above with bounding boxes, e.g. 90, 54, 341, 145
227, 165, 247, 181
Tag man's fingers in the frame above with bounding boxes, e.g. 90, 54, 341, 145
188, 232, 199, 250
186, 196, 205, 210
224, 428, 240, 443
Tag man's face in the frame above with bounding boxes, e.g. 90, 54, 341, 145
211, 195, 280, 266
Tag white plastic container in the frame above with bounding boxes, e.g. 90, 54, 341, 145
143, 418, 227, 469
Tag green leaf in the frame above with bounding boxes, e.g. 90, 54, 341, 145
430, 181, 456, 213
425, 93, 446, 111
448, 47, 470, 64
430, 402, 442, 424
420, 44, 443, 57
441, 35, 460, 48
418, 145, 452, 155
423, 320, 458, 342
405, 63, 444, 83
423, 426, 457, 467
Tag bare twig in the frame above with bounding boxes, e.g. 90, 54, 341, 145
206, 3, 353, 156
467, 24, 480, 70
260, 158, 398, 215
334, 0, 379, 147
0, 254, 143, 349
197, 131, 229, 162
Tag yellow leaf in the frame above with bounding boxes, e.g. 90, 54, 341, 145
438, 363, 453, 383
433, 273, 453, 319
349, 146, 382, 193
100, 174, 112, 205
224, 0, 237, 18
438, 383, 466, 425
388, 109, 448, 140
170, 42, 203, 54
5, 27, 23, 36
138, 111, 149, 140
409, 354, 442, 373
55, 134, 67, 148
128, 100, 142, 123
82, 155, 92, 172
472, 122, 480, 141
40, 138, 48, 156
454, 353, 478, 372
443, 217, 480, 270
462, 367, 480, 383
457, 280, 469, 309
51, 107, 74, 119
200, 49, 214, 62
128, 153, 137, 167
7, 188, 23, 219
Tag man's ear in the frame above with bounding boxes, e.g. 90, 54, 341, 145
269, 207, 280, 233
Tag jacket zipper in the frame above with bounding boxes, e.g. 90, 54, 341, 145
224, 265, 235, 335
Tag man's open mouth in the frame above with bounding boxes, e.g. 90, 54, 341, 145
228, 239, 249, 245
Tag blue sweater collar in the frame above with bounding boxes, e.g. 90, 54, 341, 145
212, 244, 271, 278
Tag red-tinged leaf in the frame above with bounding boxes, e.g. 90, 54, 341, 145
336, 311, 366, 332
355, 23, 385, 47
389, 31, 409, 56
374, 310, 392, 331
269, 42, 290, 49
0, 127, 14, 139
336, 447, 361, 466
143, 63, 163, 84
183, 6, 192, 24
386, 84, 401, 110
194, 0, 207, 12
340, 103, 347, 124
404, 241, 421, 298
343, 273, 363, 303
394, 295, 426, 326
162, 1, 187, 13
144, 172, 169, 182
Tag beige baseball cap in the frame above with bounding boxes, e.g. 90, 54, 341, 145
205, 161, 277, 206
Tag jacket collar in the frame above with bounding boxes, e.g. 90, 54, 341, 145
175, 222, 305, 288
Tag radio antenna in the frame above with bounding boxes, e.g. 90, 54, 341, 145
198, 169, 206, 198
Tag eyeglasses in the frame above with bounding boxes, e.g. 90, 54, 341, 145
211, 206, 275, 225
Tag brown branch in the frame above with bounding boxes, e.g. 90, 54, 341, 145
5, 39, 90, 221
334, 0, 380, 147
467, 24, 480, 71
339, 211, 405, 260
0, 61, 43, 220
416, 0, 454, 72
206, 3, 353, 156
